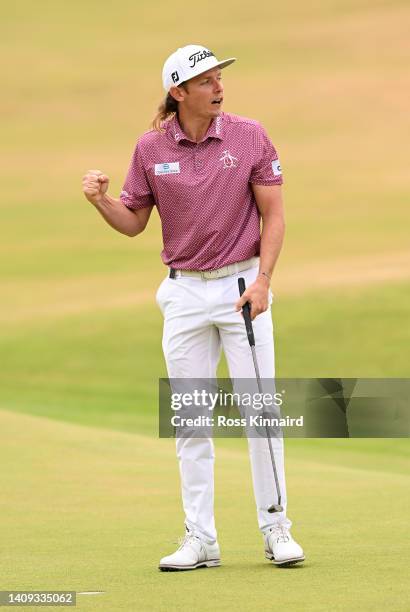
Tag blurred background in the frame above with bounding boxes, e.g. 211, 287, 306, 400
1, 1, 409, 609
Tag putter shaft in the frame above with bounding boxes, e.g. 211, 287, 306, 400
239, 278, 283, 513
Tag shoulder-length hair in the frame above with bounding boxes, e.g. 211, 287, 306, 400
151, 83, 188, 132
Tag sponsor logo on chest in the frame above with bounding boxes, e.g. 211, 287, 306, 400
219, 150, 238, 169
155, 162, 180, 175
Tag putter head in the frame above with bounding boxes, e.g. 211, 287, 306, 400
268, 504, 284, 513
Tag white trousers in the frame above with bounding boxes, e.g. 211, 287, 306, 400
156, 263, 291, 544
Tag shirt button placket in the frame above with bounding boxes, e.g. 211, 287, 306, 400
194, 143, 204, 171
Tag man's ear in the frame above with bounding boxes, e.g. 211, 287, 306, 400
169, 85, 186, 103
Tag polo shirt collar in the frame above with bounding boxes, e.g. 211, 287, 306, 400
167, 113, 224, 144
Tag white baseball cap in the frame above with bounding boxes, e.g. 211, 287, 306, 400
162, 44, 236, 92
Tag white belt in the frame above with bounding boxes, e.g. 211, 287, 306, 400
169, 256, 259, 280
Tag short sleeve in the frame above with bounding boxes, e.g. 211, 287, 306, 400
119, 141, 155, 210
249, 124, 283, 186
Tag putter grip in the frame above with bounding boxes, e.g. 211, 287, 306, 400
238, 277, 255, 347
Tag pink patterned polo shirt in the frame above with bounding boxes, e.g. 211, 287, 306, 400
120, 112, 283, 271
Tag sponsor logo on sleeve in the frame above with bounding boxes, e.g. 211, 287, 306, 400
155, 162, 180, 175
272, 159, 282, 176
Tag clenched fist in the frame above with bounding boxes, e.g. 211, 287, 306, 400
82, 169, 110, 205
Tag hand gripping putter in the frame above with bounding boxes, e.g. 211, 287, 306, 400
238, 277, 283, 513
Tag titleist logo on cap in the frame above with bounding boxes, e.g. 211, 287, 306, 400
162, 44, 236, 92
188, 50, 215, 68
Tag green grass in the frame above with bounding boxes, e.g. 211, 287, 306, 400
0, 281, 409, 439
1, 410, 409, 611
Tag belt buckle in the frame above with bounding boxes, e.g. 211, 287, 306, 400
201, 269, 218, 280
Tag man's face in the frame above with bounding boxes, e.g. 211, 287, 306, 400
171, 67, 224, 118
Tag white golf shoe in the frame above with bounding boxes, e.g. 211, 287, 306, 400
159, 532, 221, 571
264, 524, 305, 567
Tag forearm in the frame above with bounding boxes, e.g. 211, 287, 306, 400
92, 193, 145, 237
237, 183, 285, 318
258, 214, 285, 280
236, 214, 285, 319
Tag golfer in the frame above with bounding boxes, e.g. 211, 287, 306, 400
82, 44, 305, 570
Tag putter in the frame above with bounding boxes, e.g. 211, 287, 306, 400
238, 277, 283, 513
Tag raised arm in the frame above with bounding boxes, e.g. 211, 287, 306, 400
82, 169, 153, 237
